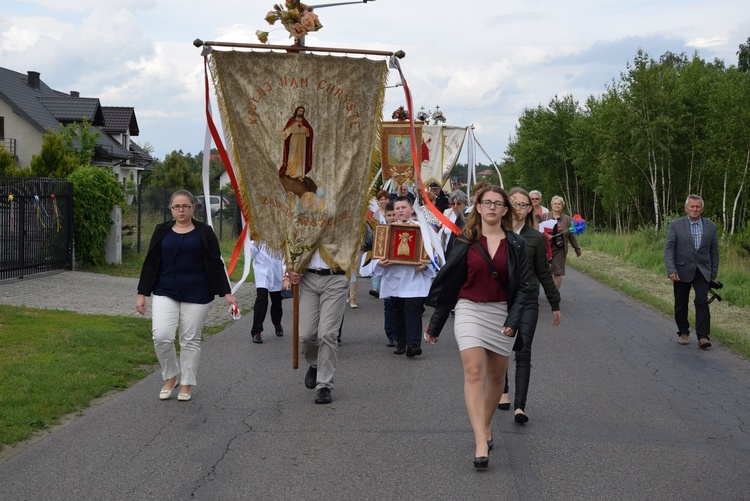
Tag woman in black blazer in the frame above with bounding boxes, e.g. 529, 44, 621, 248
136, 190, 238, 402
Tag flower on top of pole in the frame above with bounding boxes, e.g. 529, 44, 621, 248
392, 106, 410, 121
431, 105, 446, 125
257, 1, 323, 44
416, 106, 430, 122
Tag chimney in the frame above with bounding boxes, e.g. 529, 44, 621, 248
70, 91, 80, 97
27, 71, 41, 90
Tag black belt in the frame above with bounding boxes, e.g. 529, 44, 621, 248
306, 268, 346, 276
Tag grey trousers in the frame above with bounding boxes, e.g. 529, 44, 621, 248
299, 273, 348, 389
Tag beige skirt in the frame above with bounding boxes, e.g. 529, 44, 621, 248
454, 298, 514, 356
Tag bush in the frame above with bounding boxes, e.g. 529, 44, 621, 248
68, 166, 126, 266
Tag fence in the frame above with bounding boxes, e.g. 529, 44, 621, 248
0, 177, 74, 280
124, 186, 240, 254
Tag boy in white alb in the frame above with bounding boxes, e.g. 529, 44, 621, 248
375, 196, 435, 357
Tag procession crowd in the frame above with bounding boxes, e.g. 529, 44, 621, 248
135, 183, 718, 470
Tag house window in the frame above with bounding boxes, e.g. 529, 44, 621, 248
0, 116, 4, 140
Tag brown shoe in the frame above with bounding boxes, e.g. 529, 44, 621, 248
678, 334, 689, 345
699, 338, 712, 349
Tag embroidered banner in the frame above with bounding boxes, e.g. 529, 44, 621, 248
210, 50, 387, 271
420, 125, 443, 188
441, 126, 467, 180
380, 121, 422, 186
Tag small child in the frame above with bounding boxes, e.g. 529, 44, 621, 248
375, 196, 435, 357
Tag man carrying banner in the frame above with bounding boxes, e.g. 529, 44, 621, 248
286, 253, 347, 404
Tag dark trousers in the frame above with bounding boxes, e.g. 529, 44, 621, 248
673, 272, 711, 339
391, 297, 425, 348
251, 288, 283, 334
383, 298, 396, 341
504, 298, 540, 411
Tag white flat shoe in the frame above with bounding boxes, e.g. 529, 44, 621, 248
159, 380, 179, 400
350, 302, 358, 309
177, 392, 192, 402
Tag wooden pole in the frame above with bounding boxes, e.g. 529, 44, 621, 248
293, 283, 300, 369
194, 38, 405, 59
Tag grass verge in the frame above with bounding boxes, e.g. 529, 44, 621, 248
0, 308, 155, 446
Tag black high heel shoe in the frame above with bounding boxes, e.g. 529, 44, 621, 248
487, 436, 494, 451
473, 456, 489, 469
498, 402, 510, 410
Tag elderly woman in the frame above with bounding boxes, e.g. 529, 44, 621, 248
541, 195, 582, 290
441, 190, 469, 257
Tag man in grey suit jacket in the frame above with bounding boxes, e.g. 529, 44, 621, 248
664, 195, 719, 349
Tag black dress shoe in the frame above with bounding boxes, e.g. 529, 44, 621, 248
315, 387, 332, 404
406, 346, 422, 358
275, 326, 284, 337
393, 345, 406, 355
252, 333, 262, 344
515, 411, 529, 424
304, 366, 317, 389
498, 402, 510, 410
386, 338, 397, 347
473, 456, 489, 469
369, 289, 379, 298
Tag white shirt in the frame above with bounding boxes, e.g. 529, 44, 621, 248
250, 241, 285, 291
375, 261, 435, 298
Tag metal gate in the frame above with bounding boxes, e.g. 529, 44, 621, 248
0, 177, 74, 280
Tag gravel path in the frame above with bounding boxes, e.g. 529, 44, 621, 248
0, 270, 257, 328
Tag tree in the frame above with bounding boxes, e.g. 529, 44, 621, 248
59, 119, 99, 166
0, 145, 17, 176
29, 131, 79, 177
738, 36, 750, 72
143, 150, 202, 192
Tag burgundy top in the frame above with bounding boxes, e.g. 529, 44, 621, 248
458, 236, 509, 302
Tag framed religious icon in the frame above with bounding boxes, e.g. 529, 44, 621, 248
380, 121, 423, 186
372, 223, 431, 265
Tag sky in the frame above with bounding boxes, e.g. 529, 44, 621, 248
2, 0, 749, 166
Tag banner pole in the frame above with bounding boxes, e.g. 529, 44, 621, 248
293, 284, 300, 369
194, 39, 404, 59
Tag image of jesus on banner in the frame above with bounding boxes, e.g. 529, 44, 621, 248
280, 105, 313, 179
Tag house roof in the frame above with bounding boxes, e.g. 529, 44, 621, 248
38, 96, 105, 125
0, 67, 62, 133
0, 66, 151, 167
102, 107, 139, 136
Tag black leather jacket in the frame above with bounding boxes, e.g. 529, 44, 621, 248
425, 232, 529, 338
137, 219, 231, 297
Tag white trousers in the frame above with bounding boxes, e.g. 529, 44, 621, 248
152, 295, 213, 386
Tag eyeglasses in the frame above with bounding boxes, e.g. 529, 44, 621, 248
450, 201, 465, 206
513, 202, 530, 208
530, 198, 540, 201
480, 200, 505, 208
171, 205, 193, 210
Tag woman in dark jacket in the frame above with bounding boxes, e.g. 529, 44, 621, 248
136, 190, 238, 402
498, 187, 561, 424
425, 185, 529, 469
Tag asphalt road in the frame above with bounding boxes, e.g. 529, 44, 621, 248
0, 268, 748, 500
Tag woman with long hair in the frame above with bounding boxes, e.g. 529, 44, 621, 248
497, 187, 561, 423
425, 185, 529, 469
